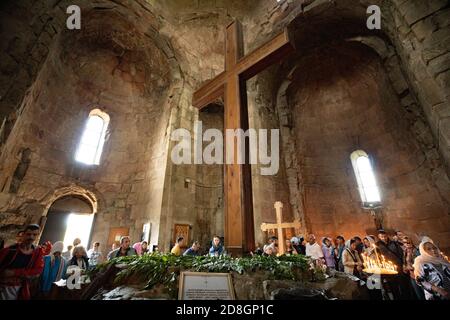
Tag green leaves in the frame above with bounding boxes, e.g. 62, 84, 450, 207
94, 253, 310, 293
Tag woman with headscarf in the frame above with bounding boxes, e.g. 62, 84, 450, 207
402, 237, 424, 300
342, 239, 363, 277
363, 236, 377, 259
292, 236, 306, 255
413, 238, 450, 300
263, 244, 276, 257
132, 241, 143, 256
40, 241, 67, 294
132, 241, 149, 256
321, 237, 335, 270
362, 236, 383, 300
344, 239, 351, 250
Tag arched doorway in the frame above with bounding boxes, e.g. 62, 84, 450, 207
40, 195, 95, 248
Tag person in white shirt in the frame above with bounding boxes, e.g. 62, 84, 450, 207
62, 245, 73, 261
305, 234, 325, 261
87, 242, 104, 268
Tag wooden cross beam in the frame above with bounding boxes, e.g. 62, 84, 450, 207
261, 201, 302, 255
192, 21, 295, 256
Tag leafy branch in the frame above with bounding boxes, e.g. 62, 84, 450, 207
91, 253, 311, 297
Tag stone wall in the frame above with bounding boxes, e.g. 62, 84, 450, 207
157, 92, 196, 252
0, 0, 449, 253
386, 0, 450, 176
0, 2, 178, 248
0, 0, 66, 121
263, 0, 450, 251
286, 42, 450, 247
248, 72, 299, 246
195, 106, 224, 248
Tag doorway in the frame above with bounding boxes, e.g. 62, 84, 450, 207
40, 195, 95, 248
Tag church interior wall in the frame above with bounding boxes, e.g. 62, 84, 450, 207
285, 41, 450, 251
0, 0, 448, 254
385, 0, 450, 176
247, 72, 299, 247
0, 3, 175, 249
194, 106, 224, 250
267, 0, 450, 252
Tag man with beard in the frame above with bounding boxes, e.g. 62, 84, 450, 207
0, 224, 48, 300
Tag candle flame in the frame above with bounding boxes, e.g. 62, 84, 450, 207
363, 252, 398, 275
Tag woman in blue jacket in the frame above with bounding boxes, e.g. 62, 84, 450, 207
40, 241, 67, 294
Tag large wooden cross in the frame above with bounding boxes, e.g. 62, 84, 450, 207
192, 21, 294, 256
261, 202, 302, 255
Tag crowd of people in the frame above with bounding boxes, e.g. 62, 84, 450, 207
258, 230, 449, 300
0, 225, 448, 300
170, 235, 226, 257
0, 226, 229, 300
0, 226, 150, 300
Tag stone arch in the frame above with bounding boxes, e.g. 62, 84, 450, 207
250, 0, 392, 239
38, 184, 100, 245
41, 185, 99, 217
0, 0, 185, 156
292, 0, 449, 206
0, 2, 187, 249
274, 34, 398, 236
276, 35, 450, 218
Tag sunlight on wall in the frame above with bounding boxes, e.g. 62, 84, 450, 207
63, 213, 94, 248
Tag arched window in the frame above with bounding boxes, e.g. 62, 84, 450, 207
75, 109, 109, 165
350, 150, 381, 206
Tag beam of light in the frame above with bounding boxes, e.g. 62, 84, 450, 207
75, 115, 107, 165
63, 213, 94, 249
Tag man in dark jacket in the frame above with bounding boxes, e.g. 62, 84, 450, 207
376, 231, 403, 266
376, 230, 412, 300
107, 236, 137, 260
